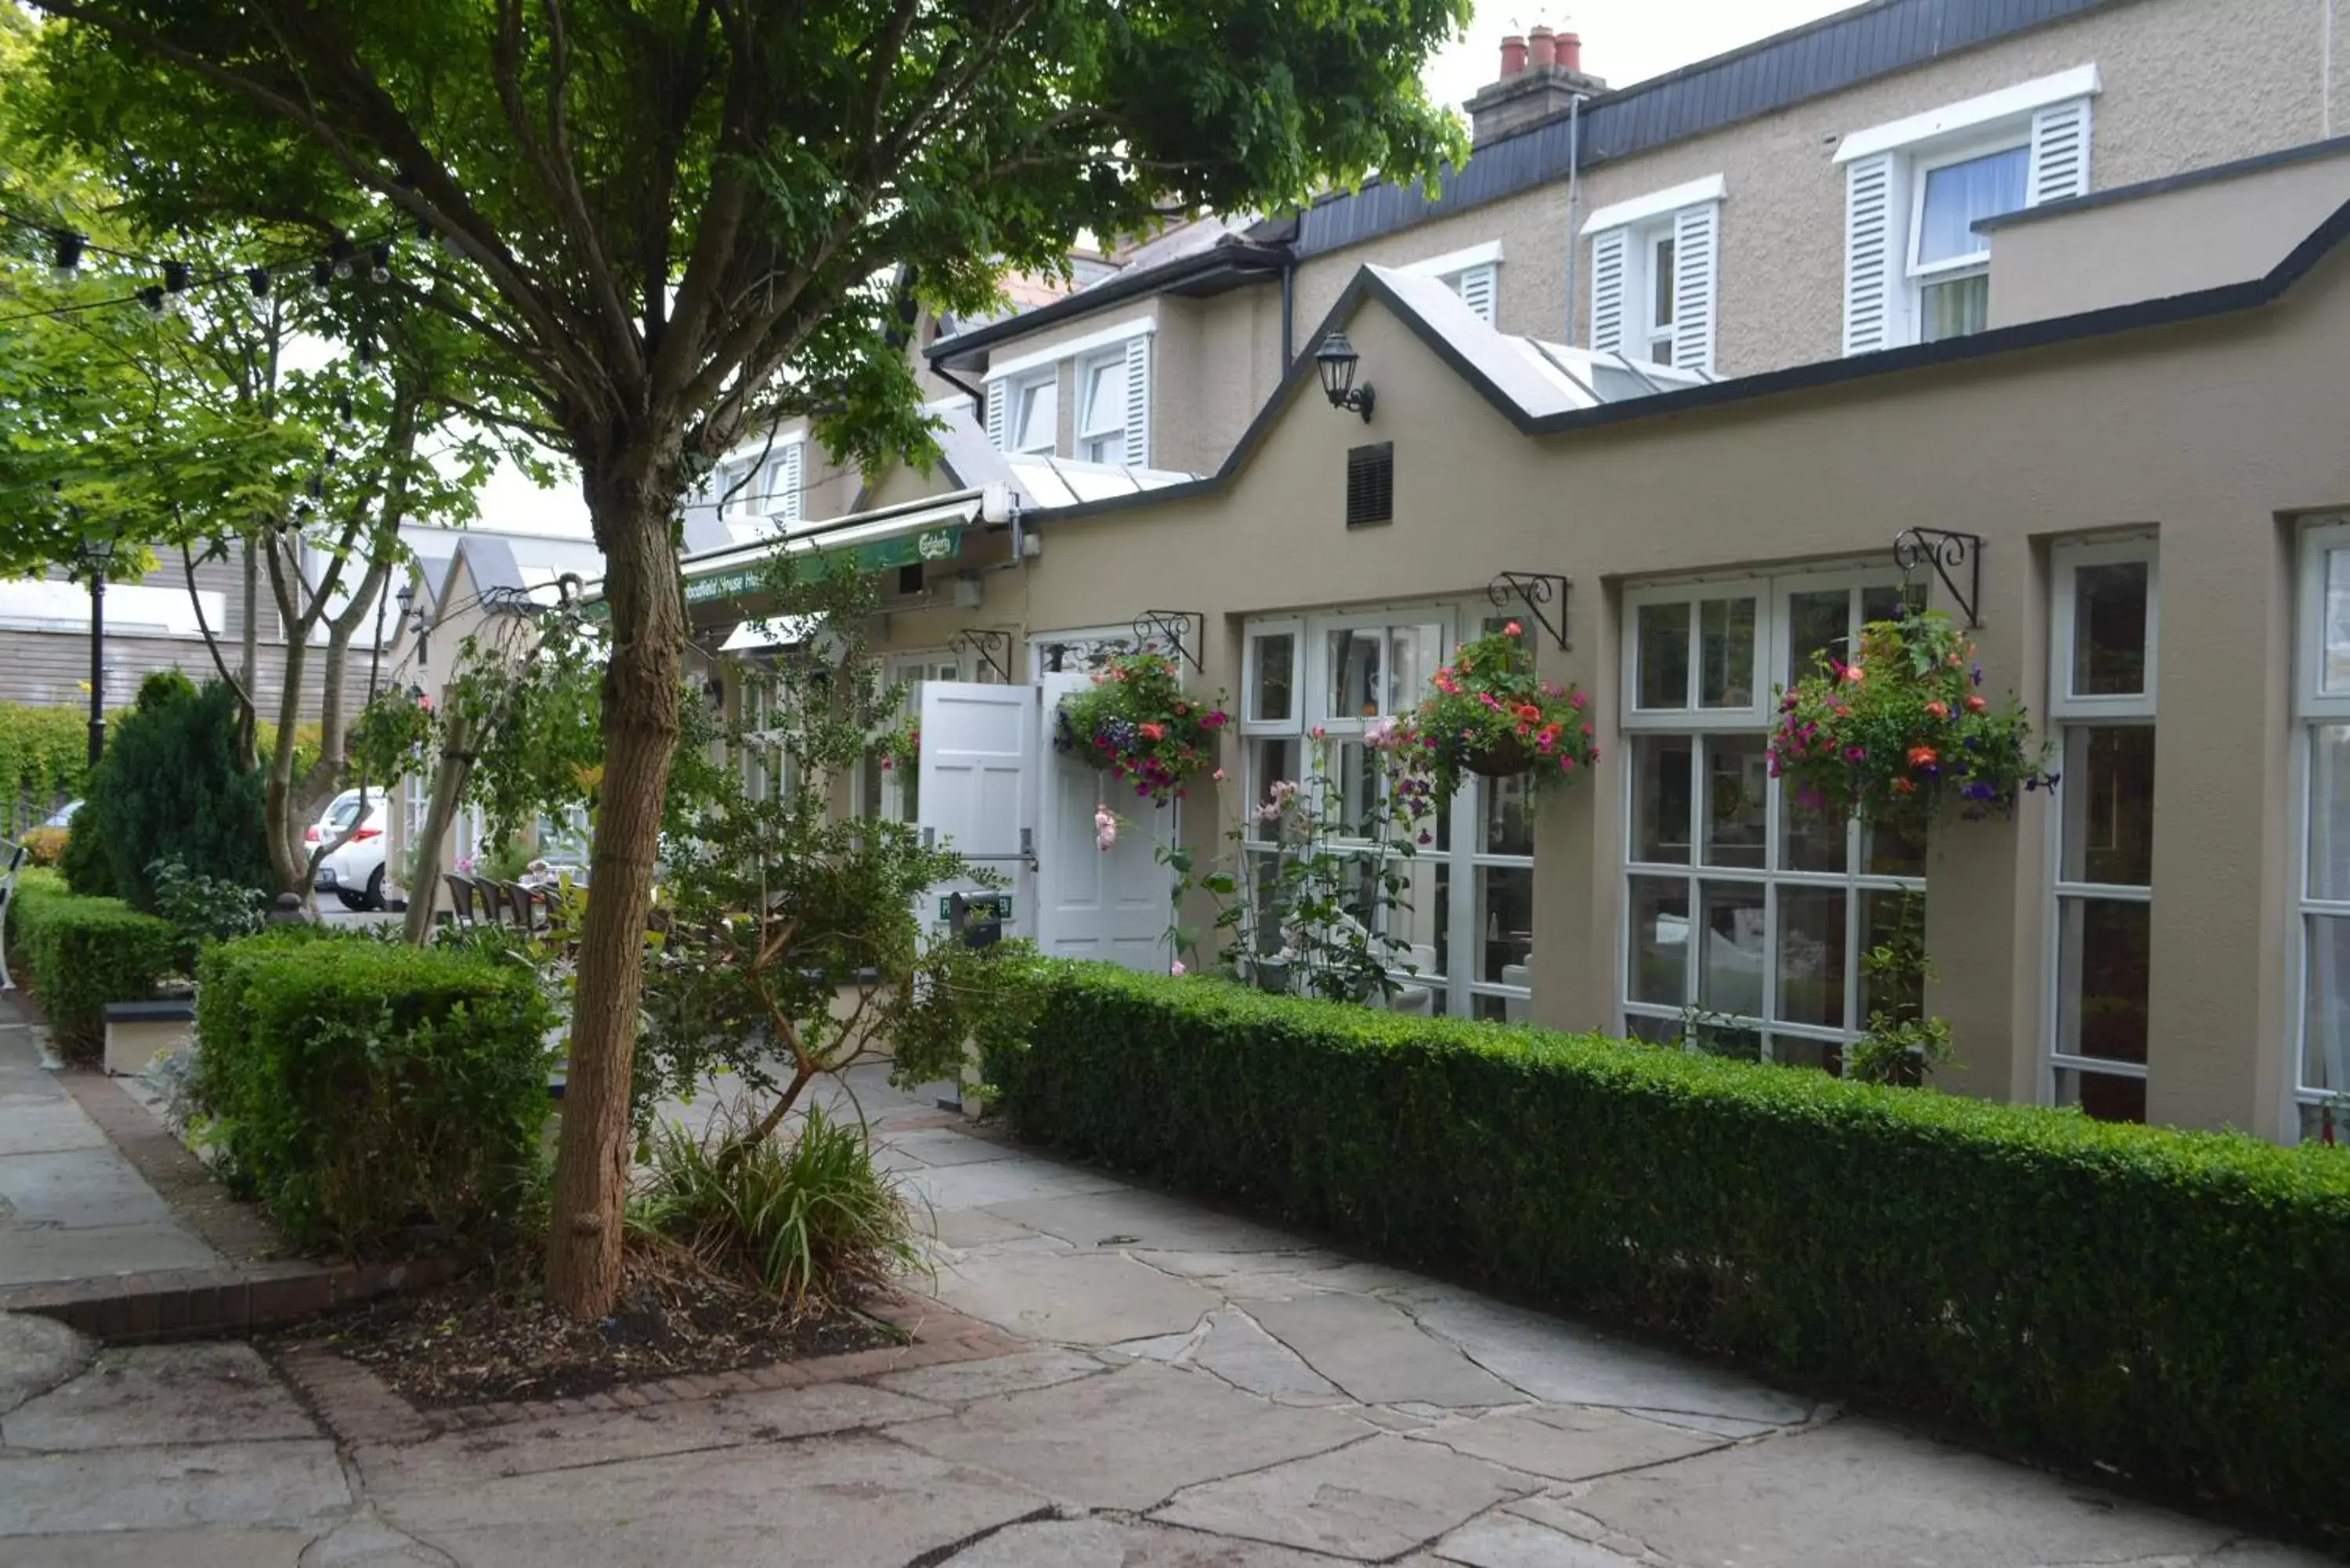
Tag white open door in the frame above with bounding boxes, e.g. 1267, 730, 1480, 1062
1036, 671, 1178, 970
916, 682, 1036, 943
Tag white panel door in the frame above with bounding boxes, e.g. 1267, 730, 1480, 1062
916, 682, 1035, 941
1036, 671, 1177, 969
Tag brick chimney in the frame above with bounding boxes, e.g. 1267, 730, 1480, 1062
1466, 21, 1607, 146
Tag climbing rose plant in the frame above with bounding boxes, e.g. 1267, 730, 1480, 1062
1054, 653, 1229, 806
1769, 611, 2055, 837
1376, 624, 1598, 807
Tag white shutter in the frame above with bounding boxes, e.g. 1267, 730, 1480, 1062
1589, 228, 1628, 353
1671, 203, 1719, 375
1123, 334, 1150, 468
985, 379, 1007, 450
2027, 97, 2092, 206
777, 443, 803, 523
1842, 151, 1900, 356
1452, 262, 1498, 325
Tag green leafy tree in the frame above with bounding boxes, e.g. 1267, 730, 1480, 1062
32, 0, 1468, 1317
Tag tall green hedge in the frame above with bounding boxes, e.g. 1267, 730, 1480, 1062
7, 868, 179, 1059
193, 932, 557, 1252
0, 701, 99, 836
996, 963, 2350, 1536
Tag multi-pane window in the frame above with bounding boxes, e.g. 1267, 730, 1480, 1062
858, 651, 965, 825
2294, 519, 2350, 1141
1009, 373, 1058, 456
2045, 541, 2157, 1123
1622, 574, 1926, 1064
1909, 141, 2027, 342
1076, 355, 1126, 464
1241, 606, 1533, 1021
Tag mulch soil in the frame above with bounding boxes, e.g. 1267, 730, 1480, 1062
273, 1255, 898, 1407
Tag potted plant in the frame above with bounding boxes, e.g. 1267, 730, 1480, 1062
1376, 623, 1598, 807
1054, 652, 1230, 806
1766, 611, 2055, 838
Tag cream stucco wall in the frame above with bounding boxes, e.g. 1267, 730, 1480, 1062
766, 218, 2350, 1140
1988, 142, 2350, 325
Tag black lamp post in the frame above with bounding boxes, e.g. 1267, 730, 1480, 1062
1315, 329, 1376, 422
79, 536, 114, 767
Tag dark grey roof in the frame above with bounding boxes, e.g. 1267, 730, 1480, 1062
1270, 0, 2131, 258
929, 240, 1290, 370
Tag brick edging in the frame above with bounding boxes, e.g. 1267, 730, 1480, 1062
277, 1295, 1025, 1444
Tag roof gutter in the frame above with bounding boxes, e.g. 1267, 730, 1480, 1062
930, 242, 1291, 373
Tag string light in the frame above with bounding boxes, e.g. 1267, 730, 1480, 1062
161, 259, 192, 314
136, 284, 165, 316
245, 267, 272, 298
329, 240, 355, 281
310, 258, 333, 289
49, 230, 85, 284
367, 241, 392, 284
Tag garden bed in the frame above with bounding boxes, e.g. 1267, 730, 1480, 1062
274, 1256, 899, 1407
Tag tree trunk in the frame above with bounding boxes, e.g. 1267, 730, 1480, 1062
238, 536, 261, 771
544, 462, 686, 1320
402, 713, 474, 946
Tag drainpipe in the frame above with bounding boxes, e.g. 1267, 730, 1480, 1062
1564, 92, 1588, 345
1280, 244, 1299, 370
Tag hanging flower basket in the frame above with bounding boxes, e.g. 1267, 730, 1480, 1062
1768, 610, 2055, 836
1053, 652, 1229, 806
1376, 623, 1598, 807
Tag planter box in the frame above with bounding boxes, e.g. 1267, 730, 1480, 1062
103, 999, 195, 1078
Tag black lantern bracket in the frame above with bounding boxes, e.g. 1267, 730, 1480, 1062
1133, 609, 1204, 673
1486, 573, 1572, 652
1892, 529, 1986, 629
948, 627, 1013, 683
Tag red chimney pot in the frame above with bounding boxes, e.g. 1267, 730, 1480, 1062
1527, 23, 1556, 70
1558, 30, 1583, 74
1499, 33, 1527, 77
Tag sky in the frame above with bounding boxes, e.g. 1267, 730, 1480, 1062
486, 0, 1864, 540
1422, 1, 1856, 114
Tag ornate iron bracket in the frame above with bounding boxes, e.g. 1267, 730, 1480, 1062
1485, 573, 1572, 651
1891, 529, 1986, 629
947, 627, 1013, 683
1133, 609, 1204, 673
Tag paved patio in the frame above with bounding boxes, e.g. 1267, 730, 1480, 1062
0, 1064, 2336, 1566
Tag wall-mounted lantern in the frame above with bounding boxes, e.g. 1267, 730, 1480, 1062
1315, 330, 1376, 422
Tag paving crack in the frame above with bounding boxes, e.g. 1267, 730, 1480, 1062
898, 1502, 1061, 1568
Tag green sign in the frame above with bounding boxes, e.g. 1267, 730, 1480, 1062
937, 894, 1012, 922
682, 523, 964, 605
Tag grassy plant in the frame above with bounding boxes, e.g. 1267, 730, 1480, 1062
629, 1101, 924, 1306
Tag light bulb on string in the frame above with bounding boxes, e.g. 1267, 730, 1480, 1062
136, 285, 166, 316
49, 231, 85, 285
161, 260, 193, 315
367, 242, 392, 284
330, 240, 355, 281
245, 267, 272, 298
310, 258, 333, 289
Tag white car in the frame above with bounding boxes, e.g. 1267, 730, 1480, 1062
307, 789, 392, 909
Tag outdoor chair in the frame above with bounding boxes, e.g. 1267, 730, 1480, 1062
443, 873, 483, 928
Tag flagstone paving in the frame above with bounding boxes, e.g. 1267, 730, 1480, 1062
1, 1063, 2339, 1566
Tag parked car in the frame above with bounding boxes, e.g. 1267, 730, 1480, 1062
42, 800, 80, 829
308, 789, 391, 909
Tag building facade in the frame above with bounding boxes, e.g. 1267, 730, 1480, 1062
677, 101, 2350, 1147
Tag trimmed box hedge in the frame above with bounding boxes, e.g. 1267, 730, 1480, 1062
995, 963, 2350, 1535
193, 930, 557, 1252
7, 867, 180, 1058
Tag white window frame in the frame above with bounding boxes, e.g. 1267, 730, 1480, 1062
856, 648, 969, 826
2041, 538, 2158, 1118
1643, 229, 1677, 366
1904, 134, 2029, 340
1618, 569, 1930, 1063
1007, 371, 1058, 457
1238, 601, 1535, 1022
2290, 517, 2350, 1141
1075, 351, 1127, 464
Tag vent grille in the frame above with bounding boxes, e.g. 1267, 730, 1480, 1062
1346, 443, 1394, 529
